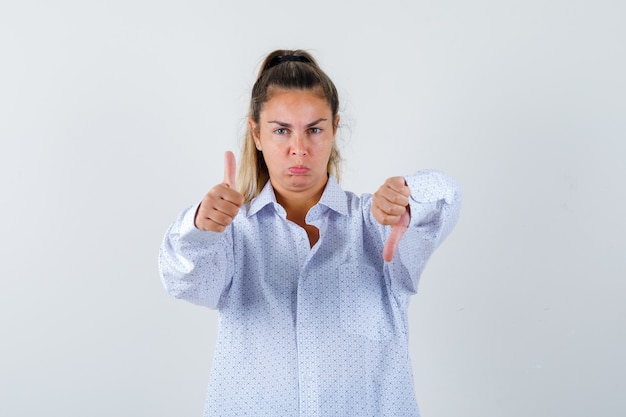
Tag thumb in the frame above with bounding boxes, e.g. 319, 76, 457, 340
223, 151, 236, 188
382, 209, 410, 262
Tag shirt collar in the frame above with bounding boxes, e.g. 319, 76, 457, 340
317, 175, 348, 216
246, 175, 348, 217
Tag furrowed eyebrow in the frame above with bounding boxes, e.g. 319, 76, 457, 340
306, 118, 327, 128
267, 120, 292, 128
267, 118, 328, 128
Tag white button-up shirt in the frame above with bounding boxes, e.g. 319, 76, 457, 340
159, 172, 461, 416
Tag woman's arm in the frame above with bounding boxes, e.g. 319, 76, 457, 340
370, 170, 462, 295
159, 203, 236, 309
159, 152, 244, 309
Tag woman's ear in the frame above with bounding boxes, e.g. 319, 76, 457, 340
333, 114, 340, 134
249, 119, 262, 150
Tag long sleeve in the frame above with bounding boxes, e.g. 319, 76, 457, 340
387, 170, 462, 295
158, 203, 234, 309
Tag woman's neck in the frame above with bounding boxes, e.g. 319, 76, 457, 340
275, 190, 323, 248
275, 191, 321, 227
273, 179, 327, 227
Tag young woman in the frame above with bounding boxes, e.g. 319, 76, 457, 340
159, 49, 462, 416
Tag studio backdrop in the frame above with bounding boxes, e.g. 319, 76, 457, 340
1, 1, 624, 416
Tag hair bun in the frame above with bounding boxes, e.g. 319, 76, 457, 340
264, 54, 312, 71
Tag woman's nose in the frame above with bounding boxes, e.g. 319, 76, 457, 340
290, 135, 307, 156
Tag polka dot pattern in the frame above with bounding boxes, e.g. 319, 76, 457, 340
159, 172, 462, 416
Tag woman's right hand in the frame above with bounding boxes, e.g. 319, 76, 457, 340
194, 151, 245, 232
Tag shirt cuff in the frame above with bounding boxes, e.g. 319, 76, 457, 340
177, 202, 223, 244
405, 169, 459, 205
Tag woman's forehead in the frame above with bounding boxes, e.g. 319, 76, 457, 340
261, 89, 332, 119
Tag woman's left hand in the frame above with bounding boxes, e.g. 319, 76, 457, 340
372, 177, 411, 262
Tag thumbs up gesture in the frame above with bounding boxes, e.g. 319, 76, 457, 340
371, 177, 411, 262
195, 151, 245, 232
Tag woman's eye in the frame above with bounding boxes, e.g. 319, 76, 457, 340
274, 128, 288, 135
308, 127, 321, 134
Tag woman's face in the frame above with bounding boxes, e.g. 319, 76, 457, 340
250, 88, 339, 201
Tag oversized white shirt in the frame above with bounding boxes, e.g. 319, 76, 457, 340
159, 171, 462, 417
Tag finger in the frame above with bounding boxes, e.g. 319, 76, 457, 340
377, 184, 410, 210
196, 194, 240, 230
371, 204, 401, 226
385, 177, 411, 196
382, 209, 410, 262
224, 151, 236, 188
203, 209, 236, 228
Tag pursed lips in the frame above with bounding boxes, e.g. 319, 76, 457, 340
288, 166, 309, 175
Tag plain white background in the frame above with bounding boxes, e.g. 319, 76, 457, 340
1, 1, 624, 416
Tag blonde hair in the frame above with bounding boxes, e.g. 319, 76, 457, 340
237, 49, 341, 203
